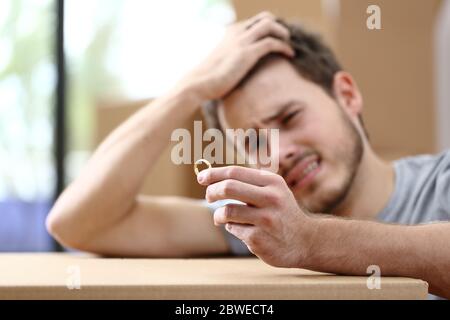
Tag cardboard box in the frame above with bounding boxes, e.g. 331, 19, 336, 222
336, 0, 442, 158
0, 254, 428, 300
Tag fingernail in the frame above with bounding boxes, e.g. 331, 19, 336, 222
197, 171, 206, 183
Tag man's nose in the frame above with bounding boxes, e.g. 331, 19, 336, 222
277, 142, 298, 175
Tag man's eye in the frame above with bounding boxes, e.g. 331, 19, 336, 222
248, 136, 259, 151
257, 134, 266, 148
281, 111, 299, 125
246, 135, 266, 152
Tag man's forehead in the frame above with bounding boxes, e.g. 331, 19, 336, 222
219, 95, 263, 130
219, 58, 311, 129
219, 96, 306, 131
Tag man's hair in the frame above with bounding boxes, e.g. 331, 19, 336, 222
202, 20, 368, 138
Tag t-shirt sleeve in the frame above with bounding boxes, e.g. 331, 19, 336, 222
204, 199, 252, 256
377, 150, 450, 224
435, 152, 450, 217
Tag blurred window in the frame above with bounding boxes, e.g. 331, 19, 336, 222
0, 0, 55, 251
65, 0, 235, 181
0, 0, 234, 251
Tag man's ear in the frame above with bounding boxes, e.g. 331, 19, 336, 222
332, 71, 363, 117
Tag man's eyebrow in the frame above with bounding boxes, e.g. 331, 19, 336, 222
260, 100, 305, 124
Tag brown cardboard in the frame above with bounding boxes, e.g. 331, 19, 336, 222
231, 0, 338, 49
0, 254, 428, 300
336, 0, 442, 159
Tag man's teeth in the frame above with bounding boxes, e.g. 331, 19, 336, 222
291, 161, 320, 187
303, 161, 319, 176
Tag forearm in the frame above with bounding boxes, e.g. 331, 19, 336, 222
47, 84, 202, 245
305, 217, 450, 298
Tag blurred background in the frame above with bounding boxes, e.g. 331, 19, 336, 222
1, 0, 449, 252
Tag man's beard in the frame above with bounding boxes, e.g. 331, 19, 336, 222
303, 108, 364, 214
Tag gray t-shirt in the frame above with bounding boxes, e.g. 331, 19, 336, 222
378, 150, 450, 224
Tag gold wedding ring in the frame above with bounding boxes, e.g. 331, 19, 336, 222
194, 159, 212, 176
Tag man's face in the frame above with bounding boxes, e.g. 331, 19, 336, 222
219, 58, 364, 213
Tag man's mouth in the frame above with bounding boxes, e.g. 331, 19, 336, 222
285, 154, 322, 191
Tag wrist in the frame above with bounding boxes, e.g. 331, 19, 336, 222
297, 214, 328, 270
171, 76, 212, 107
166, 81, 204, 110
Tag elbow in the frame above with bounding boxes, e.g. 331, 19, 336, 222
45, 210, 65, 245
46, 203, 88, 251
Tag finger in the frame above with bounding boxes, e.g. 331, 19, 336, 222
248, 37, 295, 61
225, 222, 255, 243
244, 11, 276, 28
206, 179, 269, 206
214, 204, 261, 226
242, 19, 290, 43
198, 166, 279, 187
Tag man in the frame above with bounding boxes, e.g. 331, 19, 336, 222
46, 12, 450, 299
